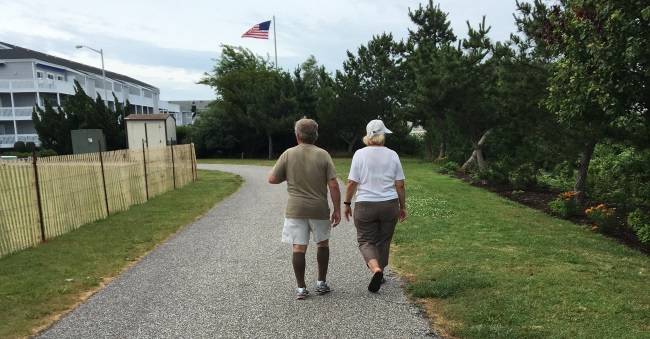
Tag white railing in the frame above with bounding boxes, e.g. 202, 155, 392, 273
14, 107, 33, 117
0, 134, 15, 145
16, 134, 39, 144
0, 107, 12, 117
11, 80, 37, 90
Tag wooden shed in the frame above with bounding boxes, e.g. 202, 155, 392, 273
125, 114, 177, 150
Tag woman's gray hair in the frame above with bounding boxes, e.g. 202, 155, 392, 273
295, 118, 319, 144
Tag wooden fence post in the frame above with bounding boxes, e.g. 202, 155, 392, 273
32, 149, 46, 242
98, 140, 110, 216
170, 145, 176, 189
142, 139, 149, 200
191, 143, 198, 181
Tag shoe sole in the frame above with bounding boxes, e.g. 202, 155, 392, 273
368, 271, 383, 293
315, 289, 331, 295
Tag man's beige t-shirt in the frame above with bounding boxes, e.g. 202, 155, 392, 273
271, 144, 336, 220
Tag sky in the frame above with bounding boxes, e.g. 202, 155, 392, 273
0, 0, 521, 101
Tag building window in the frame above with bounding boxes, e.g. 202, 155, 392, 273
47, 73, 54, 80
56, 75, 64, 81
36, 71, 43, 79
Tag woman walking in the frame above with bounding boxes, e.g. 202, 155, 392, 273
344, 119, 407, 293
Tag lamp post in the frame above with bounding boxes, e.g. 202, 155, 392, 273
75, 45, 108, 106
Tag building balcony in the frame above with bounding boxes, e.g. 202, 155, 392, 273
0, 78, 76, 95
0, 107, 36, 120
0, 134, 40, 148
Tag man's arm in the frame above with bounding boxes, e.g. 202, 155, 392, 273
328, 178, 341, 226
395, 179, 407, 222
268, 173, 284, 184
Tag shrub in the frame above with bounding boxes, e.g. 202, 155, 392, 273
478, 167, 508, 185
509, 163, 538, 190
25, 142, 36, 152
13, 141, 26, 152
437, 161, 459, 174
585, 204, 617, 232
549, 191, 580, 218
628, 209, 650, 245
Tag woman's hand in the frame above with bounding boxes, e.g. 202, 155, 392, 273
399, 208, 408, 222
344, 205, 353, 222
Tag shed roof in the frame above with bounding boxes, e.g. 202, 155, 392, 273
125, 113, 171, 121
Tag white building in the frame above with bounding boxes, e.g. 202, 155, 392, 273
167, 100, 211, 126
0, 41, 160, 149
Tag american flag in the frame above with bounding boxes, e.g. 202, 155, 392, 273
241, 20, 271, 39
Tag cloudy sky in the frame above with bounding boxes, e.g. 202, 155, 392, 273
0, 0, 521, 100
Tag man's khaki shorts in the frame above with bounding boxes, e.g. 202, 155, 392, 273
282, 218, 331, 245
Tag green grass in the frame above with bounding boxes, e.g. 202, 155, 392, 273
208, 157, 650, 339
198, 158, 277, 166
0, 170, 242, 338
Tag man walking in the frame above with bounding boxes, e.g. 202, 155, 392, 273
268, 118, 341, 300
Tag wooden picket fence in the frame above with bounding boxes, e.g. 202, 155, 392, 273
0, 143, 197, 258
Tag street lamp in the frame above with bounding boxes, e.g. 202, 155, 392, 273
75, 45, 108, 106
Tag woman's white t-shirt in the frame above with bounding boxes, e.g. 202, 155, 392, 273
348, 146, 405, 202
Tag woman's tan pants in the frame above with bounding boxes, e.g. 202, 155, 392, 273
353, 199, 399, 269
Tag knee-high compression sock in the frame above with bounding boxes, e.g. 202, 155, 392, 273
317, 247, 329, 282
292, 252, 306, 288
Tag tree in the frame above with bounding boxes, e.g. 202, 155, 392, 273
33, 80, 131, 153
32, 99, 72, 154
200, 45, 299, 159
516, 0, 650, 200
406, 0, 458, 159
321, 34, 409, 154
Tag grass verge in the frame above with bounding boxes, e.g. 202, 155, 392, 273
0, 170, 242, 338
206, 157, 649, 338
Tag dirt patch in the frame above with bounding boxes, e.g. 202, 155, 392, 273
452, 171, 648, 254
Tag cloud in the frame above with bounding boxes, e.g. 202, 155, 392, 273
1, 0, 521, 99
48, 51, 213, 100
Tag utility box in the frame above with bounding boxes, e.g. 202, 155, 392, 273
71, 129, 106, 154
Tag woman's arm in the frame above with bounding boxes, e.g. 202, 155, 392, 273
395, 179, 407, 222
344, 180, 358, 222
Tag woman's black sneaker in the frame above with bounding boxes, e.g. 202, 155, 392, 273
368, 271, 383, 293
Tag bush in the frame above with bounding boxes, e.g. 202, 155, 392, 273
549, 191, 580, 218
478, 167, 509, 185
437, 161, 459, 174
508, 163, 538, 190
585, 204, 617, 232
25, 142, 36, 152
628, 209, 650, 245
13, 141, 26, 152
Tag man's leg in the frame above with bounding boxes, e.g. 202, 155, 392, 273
316, 240, 329, 282
292, 244, 307, 288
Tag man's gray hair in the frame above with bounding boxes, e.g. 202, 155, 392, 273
295, 118, 319, 144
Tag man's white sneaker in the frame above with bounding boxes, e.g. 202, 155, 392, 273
296, 287, 310, 300
315, 281, 331, 295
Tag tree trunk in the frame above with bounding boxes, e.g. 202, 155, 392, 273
267, 132, 273, 160
574, 140, 597, 203
424, 139, 433, 161
437, 139, 447, 160
346, 138, 356, 155
460, 129, 492, 172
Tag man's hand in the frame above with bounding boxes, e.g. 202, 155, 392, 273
331, 209, 341, 227
344, 205, 352, 222
399, 208, 408, 222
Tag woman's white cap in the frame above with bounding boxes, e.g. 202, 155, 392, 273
366, 119, 392, 137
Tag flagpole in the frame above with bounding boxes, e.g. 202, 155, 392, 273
273, 15, 278, 70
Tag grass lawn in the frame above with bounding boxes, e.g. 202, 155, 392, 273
0, 170, 242, 339
205, 157, 649, 339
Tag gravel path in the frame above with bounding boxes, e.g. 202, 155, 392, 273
40, 164, 434, 338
